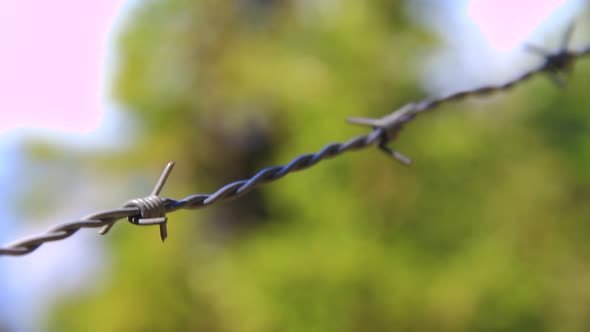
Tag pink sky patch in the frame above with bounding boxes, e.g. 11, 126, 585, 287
467, 0, 567, 51
0, 0, 125, 134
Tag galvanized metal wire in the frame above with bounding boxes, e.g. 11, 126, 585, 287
1, 27, 589, 256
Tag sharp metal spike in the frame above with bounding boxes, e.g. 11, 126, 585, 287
378, 143, 412, 165
524, 43, 552, 56
560, 21, 575, 50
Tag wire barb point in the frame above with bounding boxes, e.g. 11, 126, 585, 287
3, 19, 590, 257
524, 22, 578, 88
378, 143, 412, 165
101, 161, 175, 242
348, 103, 417, 164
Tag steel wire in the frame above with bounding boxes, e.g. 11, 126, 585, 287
1, 29, 589, 257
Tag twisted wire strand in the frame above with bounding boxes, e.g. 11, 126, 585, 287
164, 131, 383, 212
0, 208, 138, 256
1, 41, 589, 257
413, 46, 590, 114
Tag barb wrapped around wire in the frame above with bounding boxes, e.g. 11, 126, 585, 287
1, 21, 589, 257
348, 22, 590, 164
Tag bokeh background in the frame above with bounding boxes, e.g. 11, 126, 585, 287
1, 0, 590, 331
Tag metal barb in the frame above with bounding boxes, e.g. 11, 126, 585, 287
151, 161, 175, 196
137, 161, 175, 242
560, 22, 575, 50
347, 103, 417, 164
2, 21, 590, 257
378, 143, 412, 165
100, 161, 175, 241
524, 22, 577, 87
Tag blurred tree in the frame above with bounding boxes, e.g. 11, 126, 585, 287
47, 1, 590, 332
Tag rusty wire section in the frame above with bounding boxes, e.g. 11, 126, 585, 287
1, 25, 590, 256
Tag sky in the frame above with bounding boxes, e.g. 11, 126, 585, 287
0, 0, 586, 331
467, 0, 569, 51
0, 1, 130, 331
0, 0, 125, 134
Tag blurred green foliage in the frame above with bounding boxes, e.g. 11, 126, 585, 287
47, 1, 590, 331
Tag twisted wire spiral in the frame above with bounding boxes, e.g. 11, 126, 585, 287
1, 39, 588, 257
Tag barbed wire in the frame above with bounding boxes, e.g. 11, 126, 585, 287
2, 23, 590, 256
